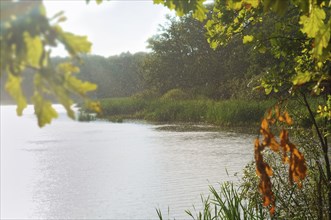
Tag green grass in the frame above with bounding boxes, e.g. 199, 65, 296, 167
156, 182, 267, 220
95, 97, 273, 127
205, 100, 270, 126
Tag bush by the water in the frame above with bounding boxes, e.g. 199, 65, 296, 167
161, 88, 192, 101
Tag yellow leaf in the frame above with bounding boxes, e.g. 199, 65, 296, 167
56, 26, 92, 56
23, 32, 43, 68
299, 6, 326, 38
243, 35, 254, 44
57, 62, 80, 74
5, 73, 27, 116
32, 92, 58, 127
52, 85, 75, 119
292, 71, 311, 85
66, 75, 97, 95
227, 0, 243, 10
85, 100, 102, 113
314, 19, 331, 57
63, 32, 91, 54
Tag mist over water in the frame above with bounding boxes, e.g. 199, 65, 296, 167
1, 105, 254, 219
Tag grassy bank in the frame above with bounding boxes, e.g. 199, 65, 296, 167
93, 97, 274, 127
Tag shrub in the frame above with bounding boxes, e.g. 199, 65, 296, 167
241, 129, 330, 219
132, 88, 160, 100
161, 88, 191, 101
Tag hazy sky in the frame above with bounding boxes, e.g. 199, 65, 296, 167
44, 0, 173, 57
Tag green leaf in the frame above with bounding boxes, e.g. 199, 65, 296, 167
265, 86, 272, 95
314, 18, 331, 57
299, 6, 326, 38
292, 71, 311, 85
5, 73, 27, 116
261, 80, 273, 95
32, 92, 58, 127
23, 32, 43, 68
227, 0, 243, 10
243, 35, 254, 44
192, 2, 208, 21
258, 45, 267, 53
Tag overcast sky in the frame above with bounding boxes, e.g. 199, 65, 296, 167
44, 0, 173, 57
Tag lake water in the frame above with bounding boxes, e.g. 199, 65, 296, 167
1, 105, 254, 219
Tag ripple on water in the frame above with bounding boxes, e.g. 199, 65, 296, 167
1, 105, 254, 219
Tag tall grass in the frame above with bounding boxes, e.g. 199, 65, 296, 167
205, 100, 270, 126
96, 97, 273, 126
156, 182, 267, 220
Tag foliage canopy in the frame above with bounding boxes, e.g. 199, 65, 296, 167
0, 0, 99, 127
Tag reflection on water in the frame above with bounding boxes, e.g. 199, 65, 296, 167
1, 105, 254, 219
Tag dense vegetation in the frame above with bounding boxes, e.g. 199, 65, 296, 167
94, 96, 271, 126
1, 12, 265, 104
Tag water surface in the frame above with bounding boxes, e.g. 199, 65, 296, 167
1, 105, 254, 219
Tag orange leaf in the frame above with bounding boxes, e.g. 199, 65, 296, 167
278, 115, 285, 122
283, 155, 289, 163
255, 106, 306, 216
261, 118, 269, 131
270, 206, 275, 215
269, 137, 280, 152
254, 138, 260, 149
263, 196, 271, 206
267, 108, 272, 120
275, 105, 280, 118
265, 164, 273, 176
280, 129, 288, 147
293, 148, 303, 159
284, 111, 293, 125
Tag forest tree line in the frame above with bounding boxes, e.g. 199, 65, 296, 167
1, 5, 298, 104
